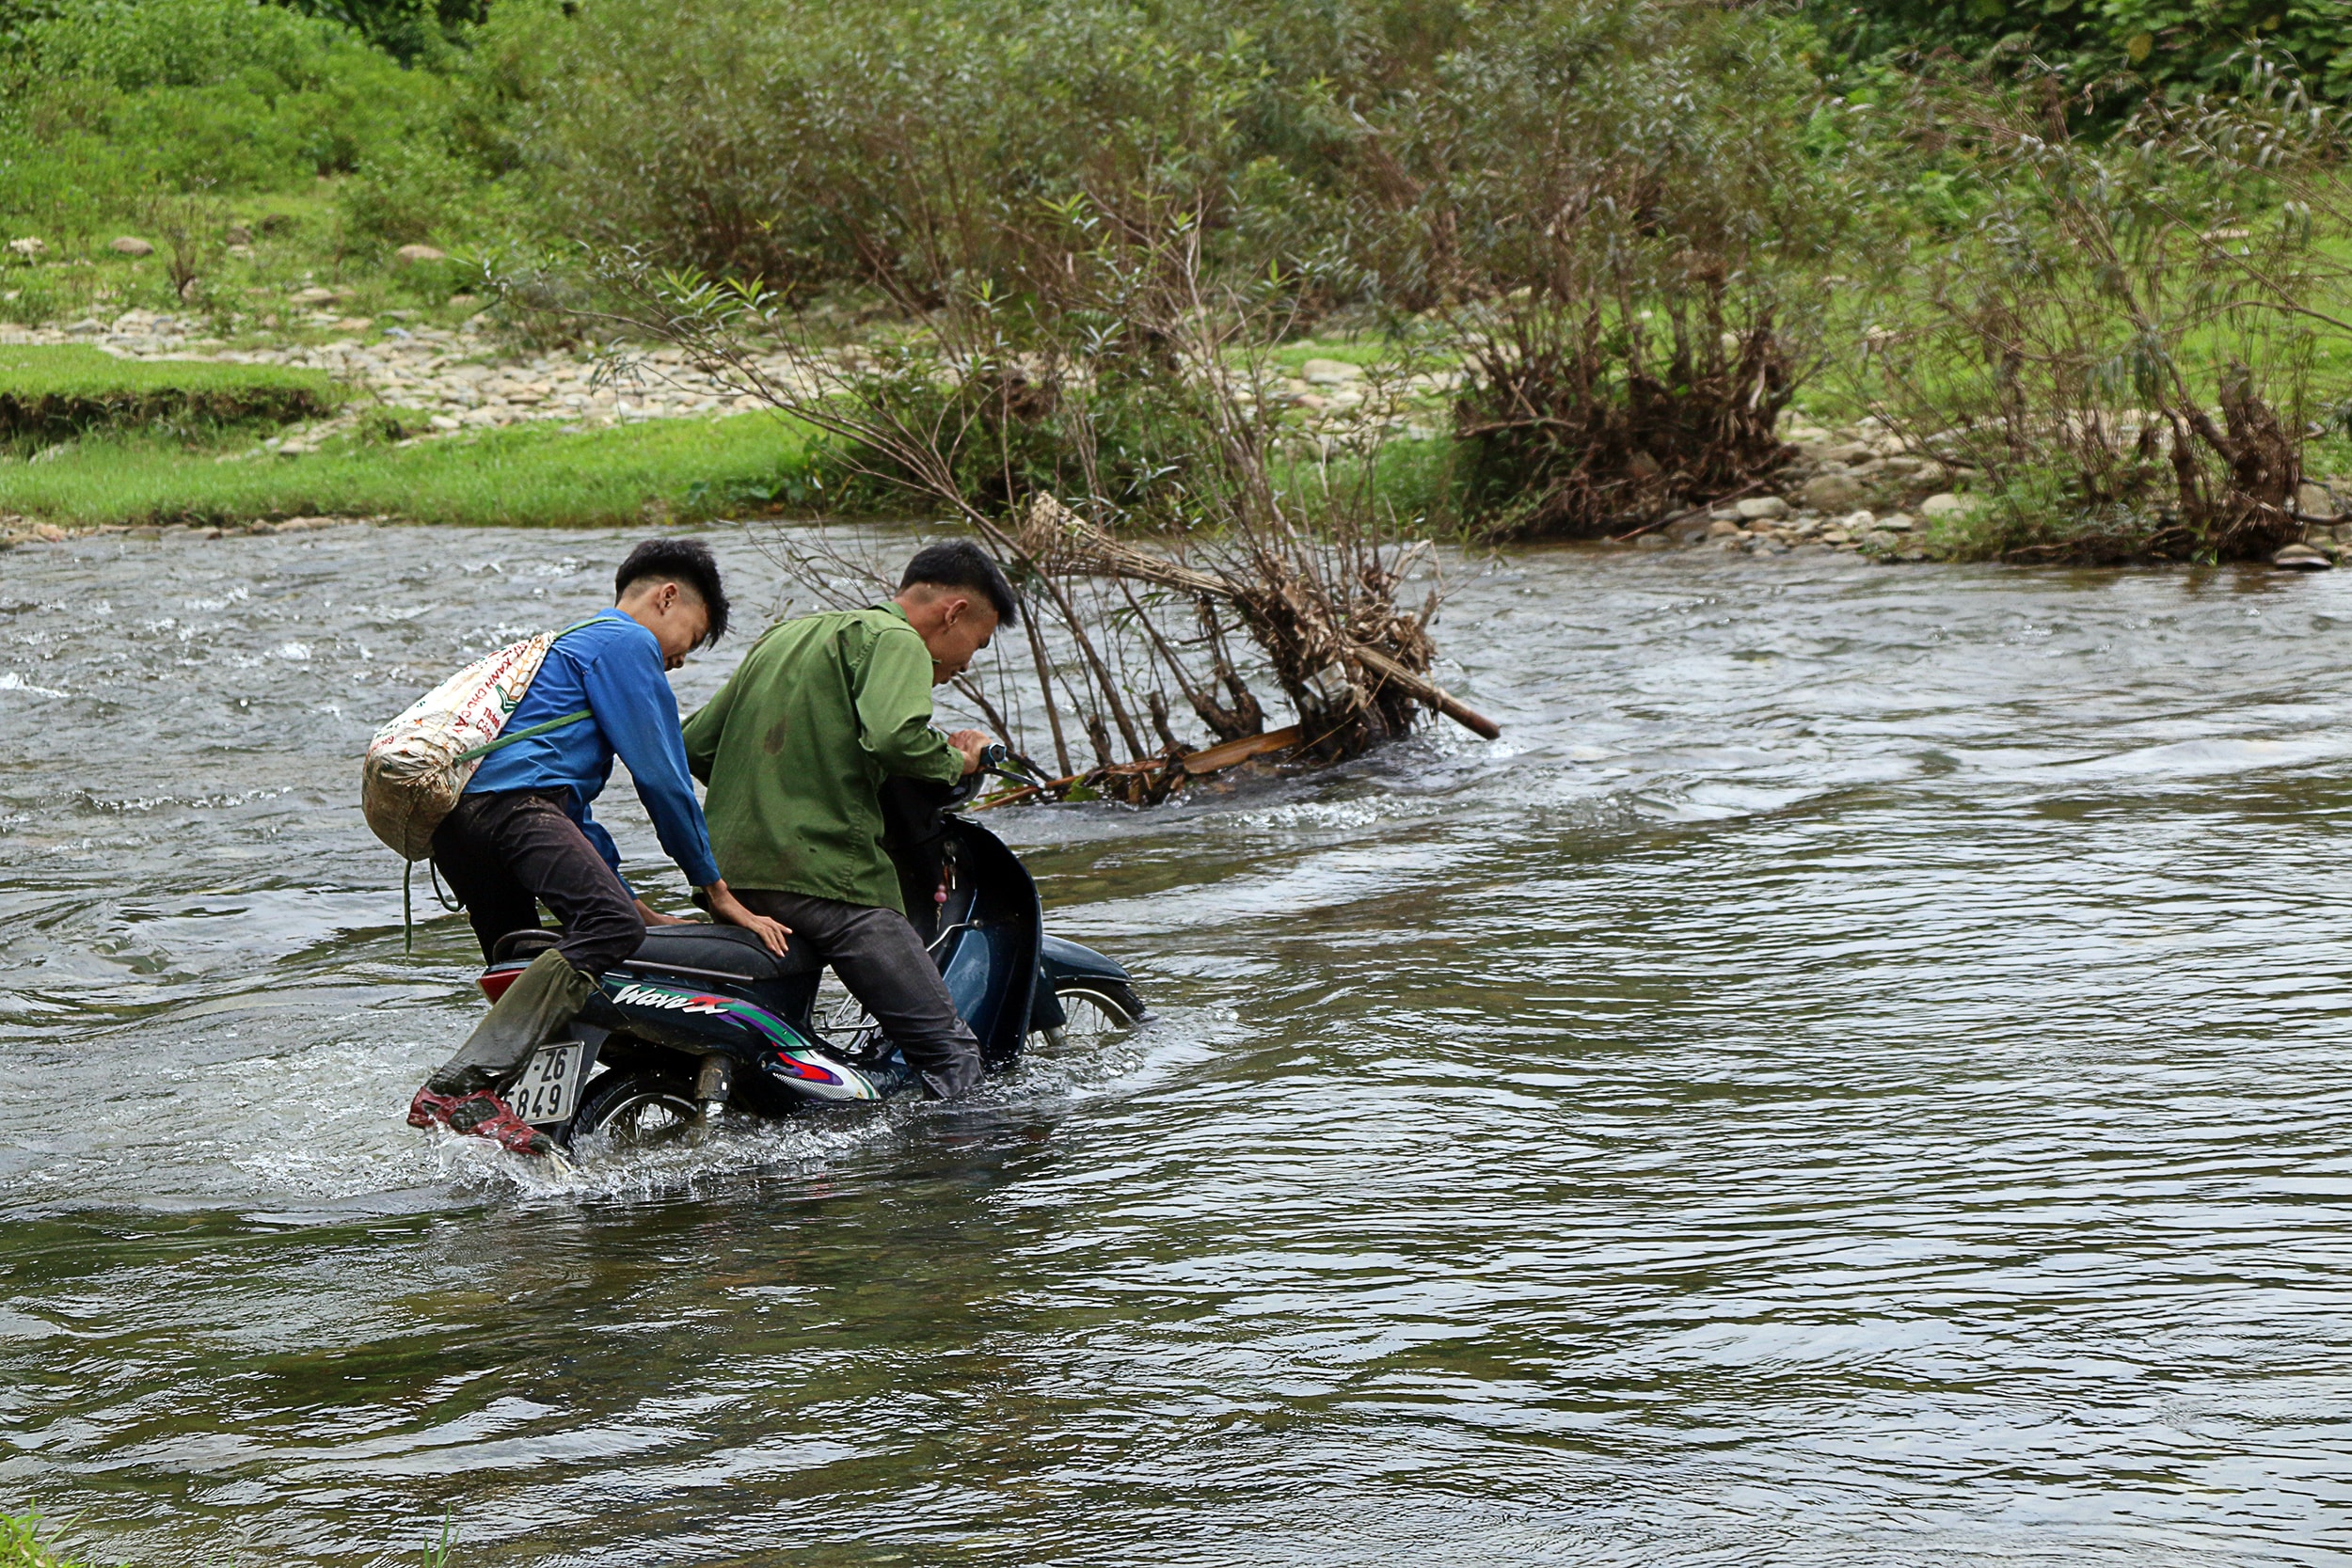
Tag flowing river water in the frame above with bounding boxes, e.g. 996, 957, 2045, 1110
3, 525, 2351, 1566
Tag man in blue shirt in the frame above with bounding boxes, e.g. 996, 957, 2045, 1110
408, 539, 789, 1155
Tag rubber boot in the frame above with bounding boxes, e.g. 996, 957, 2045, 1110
422, 949, 599, 1096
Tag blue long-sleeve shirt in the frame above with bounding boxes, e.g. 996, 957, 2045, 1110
465, 609, 723, 890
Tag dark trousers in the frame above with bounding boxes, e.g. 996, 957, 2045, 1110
735, 888, 984, 1101
430, 789, 644, 974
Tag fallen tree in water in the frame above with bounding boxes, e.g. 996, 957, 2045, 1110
998, 494, 1497, 802
747, 488, 1495, 809
547, 207, 1496, 803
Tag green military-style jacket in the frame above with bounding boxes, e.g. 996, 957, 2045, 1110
682, 602, 962, 911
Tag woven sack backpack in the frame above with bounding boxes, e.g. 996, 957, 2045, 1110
360, 620, 596, 861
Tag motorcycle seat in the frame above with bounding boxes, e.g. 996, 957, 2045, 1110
486, 923, 818, 983
625, 923, 817, 982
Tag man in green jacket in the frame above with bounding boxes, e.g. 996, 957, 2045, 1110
681, 540, 1014, 1099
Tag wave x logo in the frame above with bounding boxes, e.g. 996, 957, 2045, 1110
612, 982, 728, 1015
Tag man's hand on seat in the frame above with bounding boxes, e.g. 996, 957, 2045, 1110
636, 898, 691, 927
949, 729, 993, 776
703, 879, 792, 956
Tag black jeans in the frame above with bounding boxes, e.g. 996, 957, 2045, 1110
430, 789, 644, 975
735, 889, 985, 1101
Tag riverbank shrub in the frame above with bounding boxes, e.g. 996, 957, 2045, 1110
0, 0, 506, 277
1368, 0, 1856, 535
780, 341, 1247, 526
284, 0, 486, 65
0, 0, 450, 212
4, 0, 2345, 572
503, 0, 1862, 540
1856, 60, 2352, 562
496, 0, 1280, 297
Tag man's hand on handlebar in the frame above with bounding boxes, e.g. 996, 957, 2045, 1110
702, 879, 792, 957
949, 729, 993, 776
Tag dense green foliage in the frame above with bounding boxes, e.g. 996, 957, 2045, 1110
1809, 0, 2352, 103
491, 0, 1851, 309
1847, 58, 2351, 563
1, 0, 443, 233
3, 0, 2339, 290
544, 0, 1867, 540
0, 0, 509, 258
283, 0, 484, 63
0, 0, 2343, 559
1396, 1, 1851, 532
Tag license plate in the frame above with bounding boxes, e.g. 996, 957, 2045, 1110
507, 1037, 592, 1127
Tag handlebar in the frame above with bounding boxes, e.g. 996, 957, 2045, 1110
944, 743, 1025, 808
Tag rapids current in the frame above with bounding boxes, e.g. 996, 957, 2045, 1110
2, 525, 2350, 1564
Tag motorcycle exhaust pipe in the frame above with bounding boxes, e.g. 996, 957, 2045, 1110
695, 1053, 735, 1124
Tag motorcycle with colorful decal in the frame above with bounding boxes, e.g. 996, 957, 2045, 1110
472, 750, 1147, 1149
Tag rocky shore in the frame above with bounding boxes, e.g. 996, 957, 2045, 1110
0, 307, 784, 452
1616, 412, 2349, 568
4, 313, 1457, 451
1, 515, 363, 545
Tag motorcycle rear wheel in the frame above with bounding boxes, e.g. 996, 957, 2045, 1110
807, 974, 1147, 1058
567, 1068, 701, 1149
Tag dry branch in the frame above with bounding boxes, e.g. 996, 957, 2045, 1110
1016, 496, 1497, 744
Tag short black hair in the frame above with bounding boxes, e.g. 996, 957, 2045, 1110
899, 538, 1019, 626
615, 537, 729, 644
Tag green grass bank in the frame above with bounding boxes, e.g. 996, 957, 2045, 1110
0, 410, 819, 530
0, 344, 340, 446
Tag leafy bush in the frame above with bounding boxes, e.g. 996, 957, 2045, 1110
502, 0, 1277, 296
0, 0, 458, 237
1808, 0, 2352, 103
284, 0, 485, 65
337, 138, 484, 245
1855, 61, 2352, 562
1352, 0, 1858, 533
495, 0, 1869, 543
17, 0, 342, 88
787, 335, 1236, 525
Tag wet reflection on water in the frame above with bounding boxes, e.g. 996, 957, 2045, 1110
3, 526, 2351, 1564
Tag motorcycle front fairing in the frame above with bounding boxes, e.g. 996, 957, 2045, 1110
882, 772, 1042, 1067
931, 817, 1041, 1067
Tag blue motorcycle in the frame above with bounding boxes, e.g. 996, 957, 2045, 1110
476, 752, 1145, 1148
